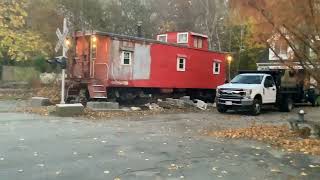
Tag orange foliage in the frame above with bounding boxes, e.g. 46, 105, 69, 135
229, 0, 320, 43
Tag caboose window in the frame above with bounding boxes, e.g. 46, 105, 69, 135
91, 36, 97, 60
121, 51, 132, 65
177, 57, 186, 71
177, 32, 188, 44
194, 37, 203, 48
213, 61, 221, 74
157, 34, 167, 42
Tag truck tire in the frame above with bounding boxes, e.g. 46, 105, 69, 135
280, 96, 294, 112
251, 98, 262, 116
217, 104, 228, 113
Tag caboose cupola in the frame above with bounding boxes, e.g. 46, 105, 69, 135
156, 31, 209, 50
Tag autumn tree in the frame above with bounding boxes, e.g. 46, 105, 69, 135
230, 0, 320, 85
0, 0, 49, 64
26, 0, 62, 56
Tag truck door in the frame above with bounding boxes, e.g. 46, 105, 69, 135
263, 75, 277, 103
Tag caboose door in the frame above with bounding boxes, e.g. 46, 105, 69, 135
89, 35, 97, 78
82, 36, 91, 79
74, 36, 90, 79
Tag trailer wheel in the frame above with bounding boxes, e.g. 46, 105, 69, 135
280, 96, 294, 112
217, 104, 228, 113
251, 98, 262, 116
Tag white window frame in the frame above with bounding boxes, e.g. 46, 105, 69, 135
177, 57, 186, 72
177, 32, 188, 44
157, 34, 168, 42
121, 51, 132, 65
213, 61, 221, 75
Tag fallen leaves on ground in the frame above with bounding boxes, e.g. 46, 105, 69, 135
16, 105, 200, 120
0, 82, 60, 103
0, 89, 32, 100
83, 108, 199, 120
33, 83, 60, 104
208, 125, 320, 155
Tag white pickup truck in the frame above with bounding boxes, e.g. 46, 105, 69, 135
216, 70, 319, 115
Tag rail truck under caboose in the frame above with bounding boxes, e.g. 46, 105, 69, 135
66, 31, 229, 103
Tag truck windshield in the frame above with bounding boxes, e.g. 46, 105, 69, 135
230, 75, 264, 84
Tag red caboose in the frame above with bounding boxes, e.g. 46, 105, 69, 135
68, 31, 228, 102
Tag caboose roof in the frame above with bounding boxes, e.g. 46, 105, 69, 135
157, 31, 208, 38
74, 31, 228, 54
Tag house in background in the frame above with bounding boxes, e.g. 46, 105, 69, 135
256, 30, 319, 71
256, 32, 318, 89
257, 33, 296, 70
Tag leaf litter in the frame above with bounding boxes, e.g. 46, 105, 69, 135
208, 125, 320, 155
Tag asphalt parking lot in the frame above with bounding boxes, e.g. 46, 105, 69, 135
0, 100, 320, 180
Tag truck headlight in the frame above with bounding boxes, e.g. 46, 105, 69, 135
216, 89, 221, 97
245, 89, 252, 98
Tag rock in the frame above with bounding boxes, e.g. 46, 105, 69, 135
207, 103, 216, 109
158, 101, 174, 109
159, 98, 194, 109
86, 102, 120, 111
180, 96, 191, 101
145, 103, 163, 111
165, 98, 175, 102
172, 99, 186, 108
31, 97, 51, 107
183, 99, 195, 107
194, 99, 207, 110
131, 107, 142, 111
54, 103, 84, 117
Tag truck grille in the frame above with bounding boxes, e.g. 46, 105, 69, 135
218, 88, 245, 99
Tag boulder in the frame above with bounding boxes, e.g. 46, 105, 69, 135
158, 101, 174, 109
194, 99, 208, 110
55, 103, 84, 117
145, 103, 163, 111
158, 98, 193, 109
180, 96, 191, 101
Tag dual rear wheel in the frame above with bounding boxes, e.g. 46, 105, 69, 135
280, 96, 294, 112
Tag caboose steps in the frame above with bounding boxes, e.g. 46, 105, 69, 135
88, 80, 108, 100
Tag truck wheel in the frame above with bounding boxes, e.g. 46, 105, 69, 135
217, 105, 228, 113
280, 97, 294, 112
251, 99, 262, 116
